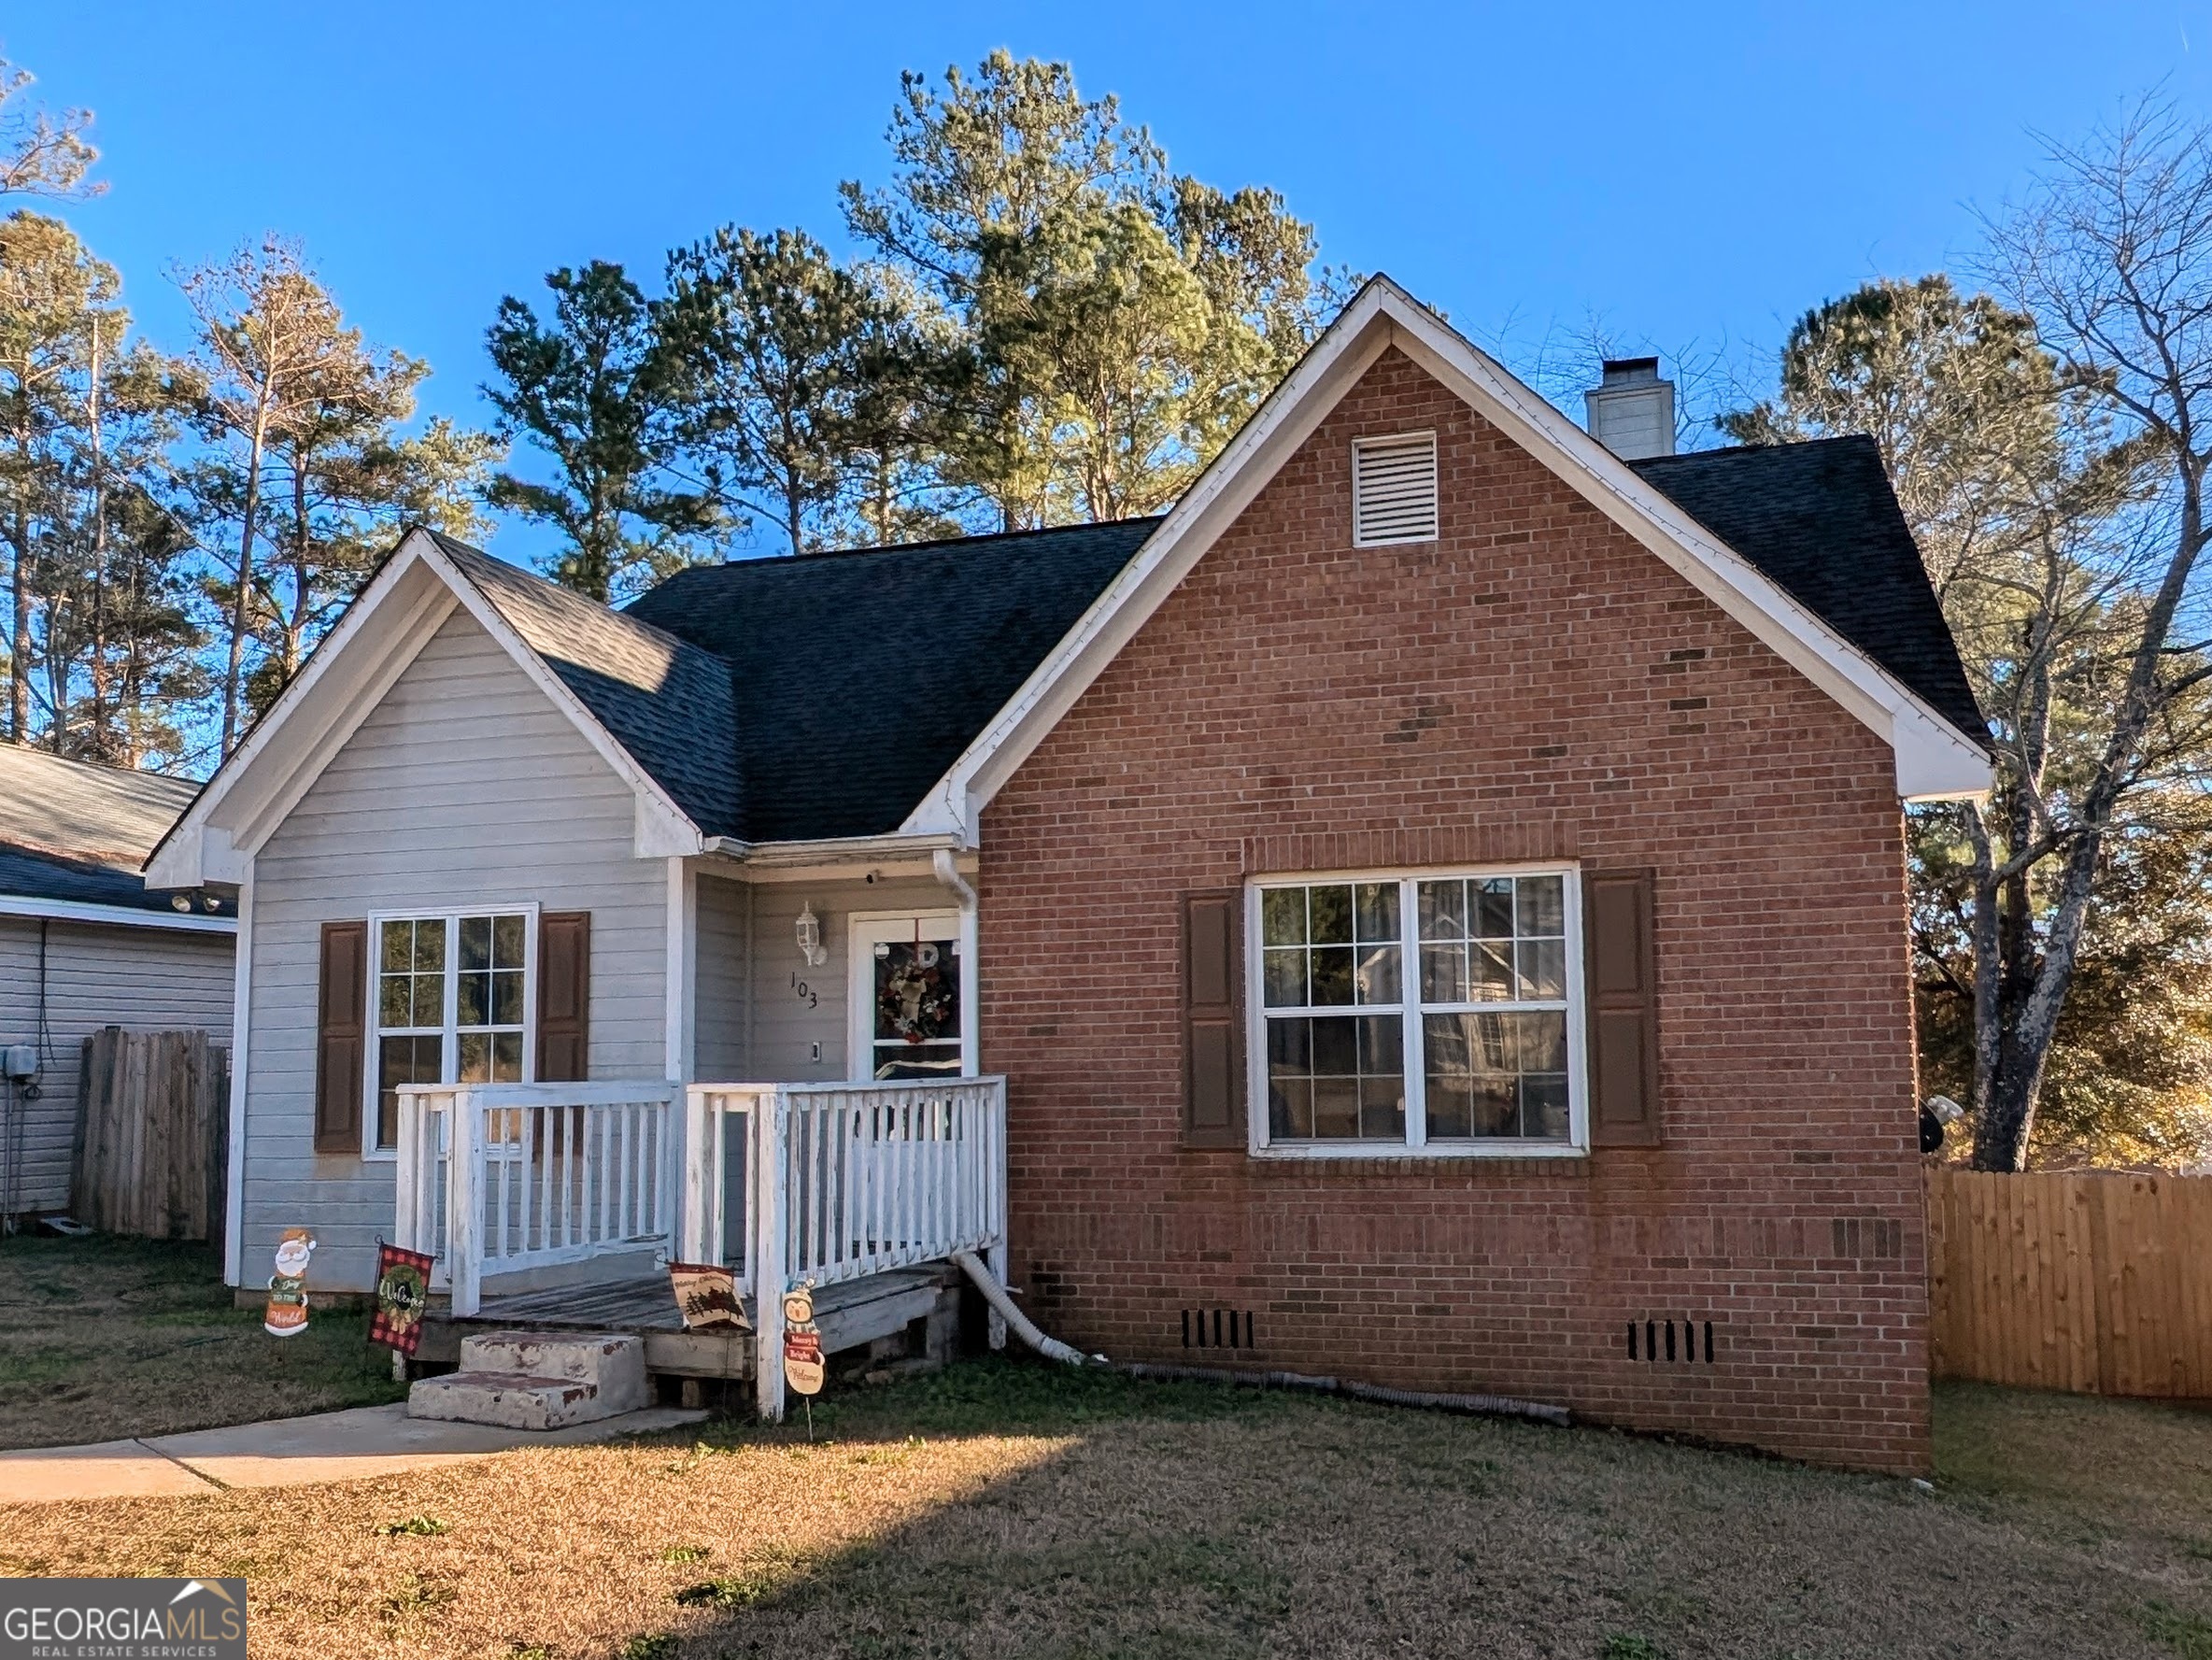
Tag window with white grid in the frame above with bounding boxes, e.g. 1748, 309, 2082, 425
1251, 868, 1584, 1156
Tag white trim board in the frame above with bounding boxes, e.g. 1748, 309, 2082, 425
147, 530, 705, 890
0, 894, 238, 934
902, 276, 1992, 843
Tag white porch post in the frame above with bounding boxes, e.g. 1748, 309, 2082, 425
751, 1087, 787, 1423
447, 1087, 484, 1317
680, 1086, 720, 1263
392, 1091, 421, 1255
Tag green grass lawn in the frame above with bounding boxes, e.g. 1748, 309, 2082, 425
5, 1234, 2212, 1657
0, 1230, 405, 1448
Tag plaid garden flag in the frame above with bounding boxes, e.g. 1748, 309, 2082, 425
668, 1260, 748, 1330
371, 1241, 436, 1355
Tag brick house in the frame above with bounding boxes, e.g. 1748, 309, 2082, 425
151, 278, 1985, 1471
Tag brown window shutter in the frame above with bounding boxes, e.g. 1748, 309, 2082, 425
1183, 890, 1244, 1147
313, 920, 368, 1154
1584, 871, 1659, 1147
537, 912, 592, 1083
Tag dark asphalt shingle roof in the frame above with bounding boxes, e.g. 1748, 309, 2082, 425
430, 433, 1980, 844
1631, 435, 1988, 745
0, 844, 231, 917
623, 519, 1160, 841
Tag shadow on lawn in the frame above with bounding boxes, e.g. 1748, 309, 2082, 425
565, 1362, 2212, 1660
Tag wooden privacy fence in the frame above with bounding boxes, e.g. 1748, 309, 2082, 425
71, 1028, 230, 1241
1927, 1167, 2212, 1398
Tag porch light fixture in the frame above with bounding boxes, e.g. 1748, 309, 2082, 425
795, 902, 827, 968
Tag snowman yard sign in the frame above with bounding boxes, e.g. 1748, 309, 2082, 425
783, 1284, 825, 1396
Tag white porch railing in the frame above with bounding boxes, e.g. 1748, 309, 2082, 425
392, 1081, 678, 1317
392, 1073, 1009, 1408
689, 1077, 1008, 1421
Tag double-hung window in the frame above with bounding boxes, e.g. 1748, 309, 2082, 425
368, 908, 533, 1154
1251, 867, 1584, 1155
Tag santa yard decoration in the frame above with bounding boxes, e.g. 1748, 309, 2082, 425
264, 1227, 316, 1338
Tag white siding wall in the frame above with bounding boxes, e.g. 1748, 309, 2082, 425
0, 916, 234, 1215
720, 876, 952, 1083
242, 612, 667, 1291
694, 873, 751, 1079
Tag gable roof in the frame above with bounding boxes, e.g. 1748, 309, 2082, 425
149, 275, 1992, 887
1628, 437, 1985, 745
623, 519, 1159, 842
903, 276, 1992, 838
0, 746, 234, 926
428, 533, 745, 836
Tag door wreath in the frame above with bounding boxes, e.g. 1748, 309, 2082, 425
879, 943, 955, 1044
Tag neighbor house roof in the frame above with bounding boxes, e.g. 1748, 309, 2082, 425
0, 746, 233, 928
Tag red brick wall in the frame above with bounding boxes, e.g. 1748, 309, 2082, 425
977, 348, 1931, 1475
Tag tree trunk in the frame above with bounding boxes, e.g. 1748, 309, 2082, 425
7, 496, 28, 745
220, 402, 271, 758
85, 316, 109, 758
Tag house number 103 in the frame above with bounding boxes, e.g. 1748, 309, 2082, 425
790, 972, 817, 1009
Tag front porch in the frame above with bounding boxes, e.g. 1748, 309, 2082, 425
390, 1075, 1007, 1420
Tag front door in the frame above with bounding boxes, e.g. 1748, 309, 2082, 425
849, 913, 965, 1082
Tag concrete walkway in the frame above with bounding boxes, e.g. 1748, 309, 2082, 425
1, 1402, 708, 1504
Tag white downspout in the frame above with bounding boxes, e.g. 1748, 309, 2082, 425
931, 849, 1007, 1348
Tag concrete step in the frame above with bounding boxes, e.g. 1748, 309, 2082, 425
406, 1330, 652, 1430
458, 1330, 648, 1404
407, 1369, 617, 1432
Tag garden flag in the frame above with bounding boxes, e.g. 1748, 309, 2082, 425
372, 1241, 436, 1355
668, 1260, 748, 1330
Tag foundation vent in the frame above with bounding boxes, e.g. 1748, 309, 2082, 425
1182, 1309, 1257, 1351
1628, 1317, 1717, 1365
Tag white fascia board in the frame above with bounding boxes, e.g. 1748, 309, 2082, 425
903, 277, 1992, 833
1376, 301, 1994, 801
146, 530, 705, 887
0, 893, 239, 934
701, 830, 971, 876
146, 540, 448, 887
420, 539, 703, 858
900, 319, 1398, 841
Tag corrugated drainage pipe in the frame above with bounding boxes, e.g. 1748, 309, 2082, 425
1120, 1359, 1569, 1427
952, 1250, 1102, 1367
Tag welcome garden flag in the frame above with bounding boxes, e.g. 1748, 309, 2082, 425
371, 1241, 436, 1355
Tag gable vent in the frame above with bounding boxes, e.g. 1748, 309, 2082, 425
1353, 433, 1439, 546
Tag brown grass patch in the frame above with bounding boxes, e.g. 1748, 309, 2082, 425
0, 1232, 404, 1449
6, 1364, 2212, 1658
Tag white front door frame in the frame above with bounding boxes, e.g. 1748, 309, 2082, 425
846, 909, 969, 1083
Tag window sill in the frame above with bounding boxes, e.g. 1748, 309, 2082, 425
1250, 1140, 1587, 1161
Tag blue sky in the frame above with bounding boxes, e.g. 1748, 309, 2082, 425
12, 2, 2212, 564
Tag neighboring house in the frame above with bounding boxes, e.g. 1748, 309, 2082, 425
0, 746, 236, 1218
148, 278, 1988, 1473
